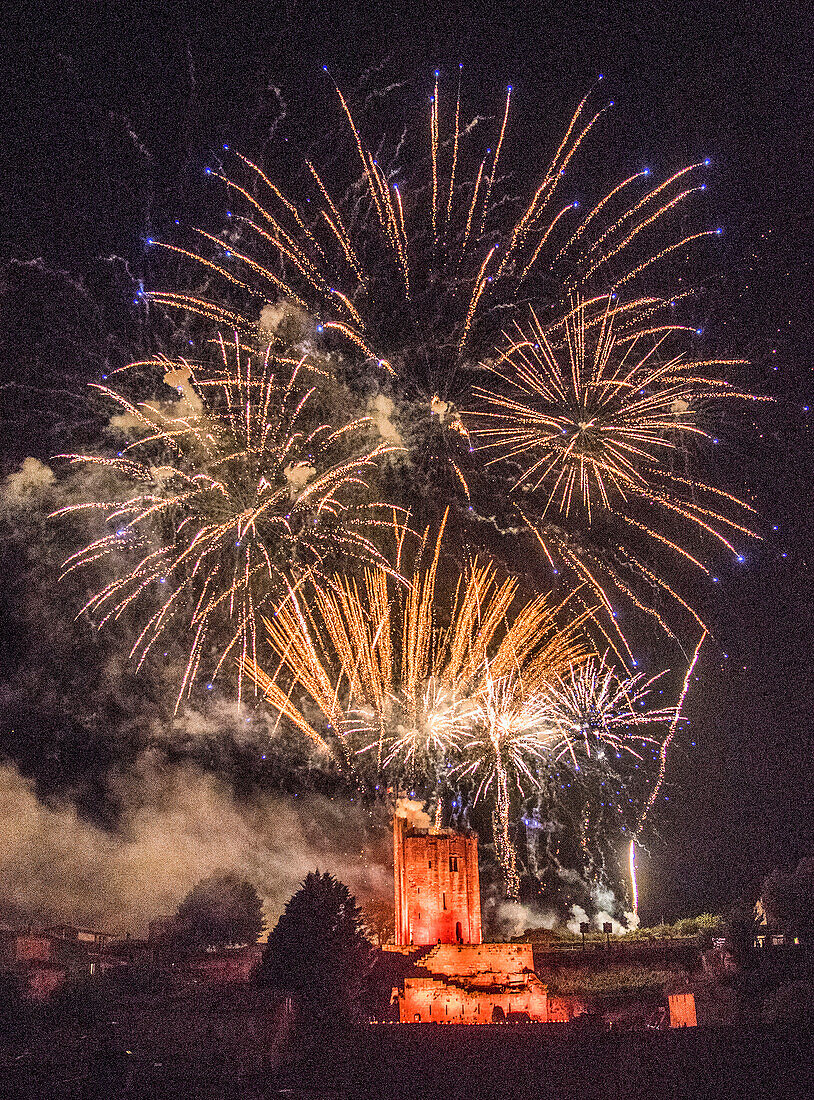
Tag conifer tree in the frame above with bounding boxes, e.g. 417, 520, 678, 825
175, 871, 266, 948
260, 871, 375, 1026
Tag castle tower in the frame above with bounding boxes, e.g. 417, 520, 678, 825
393, 812, 482, 946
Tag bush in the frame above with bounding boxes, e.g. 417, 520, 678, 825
547, 965, 676, 999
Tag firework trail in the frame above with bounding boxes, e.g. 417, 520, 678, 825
54, 335, 399, 705
469, 296, 769, 645
147, 74, 722, 411
456, 670, 562, 897
243, 518, 590, 893
135, 73, 765, 653
637, 628, 707, 832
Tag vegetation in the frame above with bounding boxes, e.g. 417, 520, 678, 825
545, 965, 678, 999
760, 859, 814, 938
174, 871, 266, 949
259, 871, 375, 1028
517, 914, 722, 945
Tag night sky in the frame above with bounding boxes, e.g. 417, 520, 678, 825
1, 0, 812, 924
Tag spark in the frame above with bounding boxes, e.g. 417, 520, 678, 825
470, 297, 765, 629
243, 519, 590, 893
55, 337, 399, 706
637, 629, 707, 831
146, 75, 724, 410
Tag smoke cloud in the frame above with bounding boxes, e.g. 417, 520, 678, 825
393, 797, 432, 831
0, 760, 392, 938
367, 393, 404, 449
1, 458, 56, 505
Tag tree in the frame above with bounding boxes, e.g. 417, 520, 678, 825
174, 871, 266, 949
259, 871, 375, 1028
760, 859, 814, 939
722, 898, 760, 970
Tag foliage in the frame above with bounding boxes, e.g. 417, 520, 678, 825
760, 859, 814, 937
625, 914, 723, 940
46, 974, 123, 1025
259, 871, 375, 1028
545, 965, 677, 999
722, 899, 761, 969
516, 914, 722, 944
174, 871, 266, 949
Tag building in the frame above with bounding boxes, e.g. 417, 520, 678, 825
397, 941, 548, 1023
393, 811, 481, 946
389, 809, 548, 1023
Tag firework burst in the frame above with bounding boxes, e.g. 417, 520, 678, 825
148, 75, 721, 414
467, 296, 769, 643
244, 515, 588, 764
135, 74, 762, 654
454, 670, 561, 896
546, 657, 674, 770
54, 334, 398, 703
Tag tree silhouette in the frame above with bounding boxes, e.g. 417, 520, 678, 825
259, 871, 375, 1027
761, 859, 814, 940
175, 871, 266, 949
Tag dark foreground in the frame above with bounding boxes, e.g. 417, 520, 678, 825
1, 1021, 812, 1100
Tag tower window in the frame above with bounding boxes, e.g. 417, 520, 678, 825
442, 892, 447, 910
449, 856, 459, 872
428, 860, 432, 868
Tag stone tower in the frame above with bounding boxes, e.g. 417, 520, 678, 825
393, 811, 482, 946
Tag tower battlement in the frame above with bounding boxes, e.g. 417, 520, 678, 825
393, 812, 482, 946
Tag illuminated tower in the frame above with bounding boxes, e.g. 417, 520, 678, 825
393, 812, 482, 946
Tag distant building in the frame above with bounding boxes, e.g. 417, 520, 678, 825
187, 945, 263, 984
0, 930, 69, 1001
45, 925, 115, 948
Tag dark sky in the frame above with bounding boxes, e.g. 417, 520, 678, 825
1, 0, 812, 922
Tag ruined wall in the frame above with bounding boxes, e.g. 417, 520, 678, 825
401, 975, 548, 1023
396, 942, 548, 1023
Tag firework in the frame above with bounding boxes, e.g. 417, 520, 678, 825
136, 74, 761, 654
245, 517, 588, 757
243, 519, 590, 894
455, 670, 561, 897
148, 75, 721, 412
50, 71, 757, 910
469, 297, 768, 641
545, 656, 674, 771
54, 335, 398, 704
514, 655, 680, 903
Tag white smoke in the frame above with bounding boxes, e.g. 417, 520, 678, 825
283, 461, 317, 497
109, 365, 204, 432
160, 364, 204, 417
489, 899, 558, 939
0, 761, 391, 938
394, 797, 432, 831
367, 393, 404, 448
1, 457, 55, 504
259, 301, 291, 333
566, 882, 639, 935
